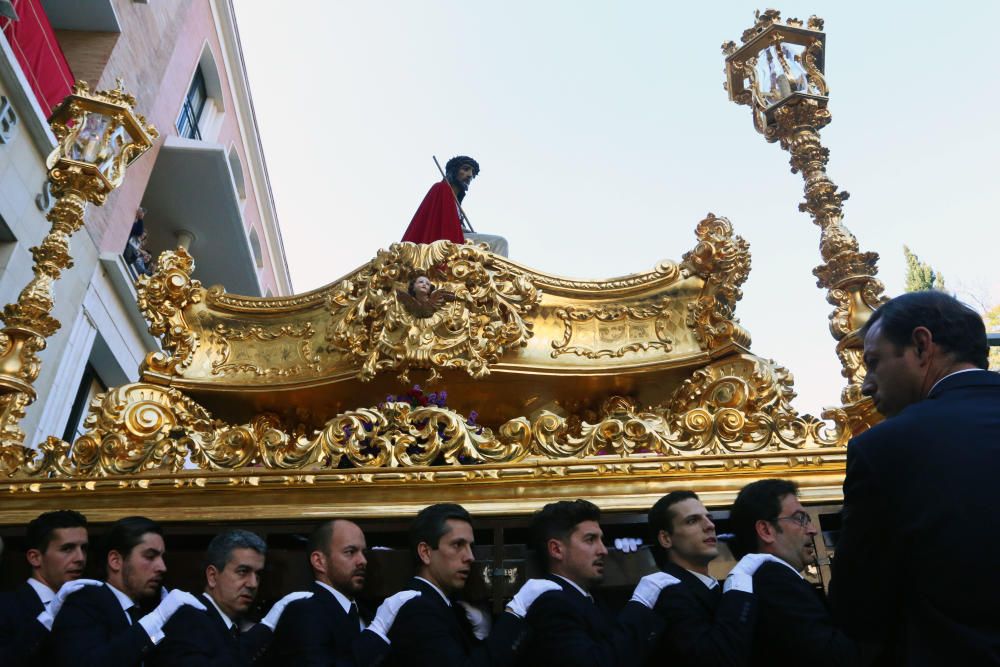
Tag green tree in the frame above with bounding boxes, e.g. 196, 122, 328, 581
986, 304, 1000, 371
903, 245, 946, 292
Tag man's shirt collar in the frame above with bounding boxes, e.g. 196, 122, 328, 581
414, 576, 451, 606
772, 556, 806, 579
315, 580, 353, 615
203, 592, 235, 630
685, 569, 719, 590
26, 578, 55, 606
105, 582, 137, 622
552, 574, 593, 599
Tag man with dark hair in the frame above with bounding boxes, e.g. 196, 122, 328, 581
387, 503, 557, 666
517, 499, 678, 666
830, 290, 1000, 664
263, 519, 413, 666
647, 490, 771, 666
0, 510, 95, 666
50, 515, 206, 666
729, 480, 863, 666
151, 528, 311, 665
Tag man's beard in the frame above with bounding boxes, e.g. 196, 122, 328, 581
447, 174, 470, 203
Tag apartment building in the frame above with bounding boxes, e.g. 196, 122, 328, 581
0, 0, 290, 448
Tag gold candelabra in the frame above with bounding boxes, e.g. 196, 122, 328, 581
0, 80, 157, 448
723, 10, 885, 433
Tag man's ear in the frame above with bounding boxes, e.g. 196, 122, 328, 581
107, 549, 123, 575
657, 529, 672, 551
205, 564, 219, 591
26, 548, 43, 569
911, 326, 934, 362
416, 541, 433, 567
309, 550, 326, 577
547, 537, 566, 564
754, 519, 777, 547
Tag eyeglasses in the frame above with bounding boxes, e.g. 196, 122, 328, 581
774, 511, 812, 527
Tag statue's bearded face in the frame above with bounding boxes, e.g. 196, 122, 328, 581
449, 164, 476, 191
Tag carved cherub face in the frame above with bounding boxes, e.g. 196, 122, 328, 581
411, 276, 433, 298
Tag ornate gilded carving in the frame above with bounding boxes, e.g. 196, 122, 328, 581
210, 323, 321, 377
681, 214, 752, 350
2, 349, 848, 482
137, 249, 203, 376
325, 241, 540, 382
550, 298, 675, 359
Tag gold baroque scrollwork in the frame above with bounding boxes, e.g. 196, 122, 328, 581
137, 249, 203, 376
325, 241, 540, 383
210, 323, 321, 377
550, 299, 674, 359
681, 214, 752, 350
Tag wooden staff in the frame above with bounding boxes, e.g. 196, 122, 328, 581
434, 155, 475, 233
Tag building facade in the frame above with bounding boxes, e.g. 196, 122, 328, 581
0, 0, 290, 448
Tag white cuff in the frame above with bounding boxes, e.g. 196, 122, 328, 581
137, 615, 165, 645
723, 573, 753, 594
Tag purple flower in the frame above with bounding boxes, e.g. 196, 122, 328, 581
386, 394, 396, 402
413, 385, 422, 393
439, 390, 448, 402
468, 410, 479, 425
428, 392, 438, 403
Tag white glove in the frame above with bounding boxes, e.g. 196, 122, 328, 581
630, 572, 681, 608
724, 553, 784, 593
614, 537, 643, 553
457, 601, 491, 640
138, 589, 207, 643
36, 578, 104, 630
506, 579, 561, 618
367, 590, 421, 643
261, 591, 313, 630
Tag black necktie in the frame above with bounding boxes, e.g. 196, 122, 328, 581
231, 623, 241, 640
348, 601, 360, 632
127, 605, 143, 626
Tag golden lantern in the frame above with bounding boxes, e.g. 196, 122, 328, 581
0, 80, 157, 446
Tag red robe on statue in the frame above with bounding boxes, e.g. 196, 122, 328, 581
401, 180, 465, 244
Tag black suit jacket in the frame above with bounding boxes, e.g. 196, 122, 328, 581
0, 581, 49, 666
386, 577, 527, 667
261, 581, 388, 667
750, 560, 860, 667
830, 370, 1000, 666
49, 582, 154, 667
518, 575, 664, 667
149, 593, 273, 666
648, 562, 755, 667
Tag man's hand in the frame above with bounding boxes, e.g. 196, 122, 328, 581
367, 590, 421, 643
630, 572, 681, 608
457, 601, 491, 639
36, 578, 104, 630
261, 591, 313, 630
139, 589, 207, 641
506, 579, 561, 618
724, 553, 785, 593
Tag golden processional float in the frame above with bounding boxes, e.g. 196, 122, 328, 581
0, 11, 886, 591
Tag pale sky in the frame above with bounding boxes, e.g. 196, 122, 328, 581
234, 1, 999, 418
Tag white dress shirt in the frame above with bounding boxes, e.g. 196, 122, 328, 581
26, 578, 55, 610
414, 576, 452, 606
315, 580, 364, 630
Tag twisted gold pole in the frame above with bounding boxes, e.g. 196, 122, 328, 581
767, 99, 885, 431
0, 189, 89, 446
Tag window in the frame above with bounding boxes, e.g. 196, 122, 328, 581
177, 67, 207, 139
249, 226, 263, 268
62, 364, 106, 444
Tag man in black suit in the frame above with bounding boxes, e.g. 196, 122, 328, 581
151, 528, 313, 666
518, 499, 679, 667
0, 509, 94, 666
387, 503, 557, 666
729, 479, 868, 667
263, 519, 408, 666
647, 490, 776, 667
50, 515, 207, 666
830, 290, 1000, 666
